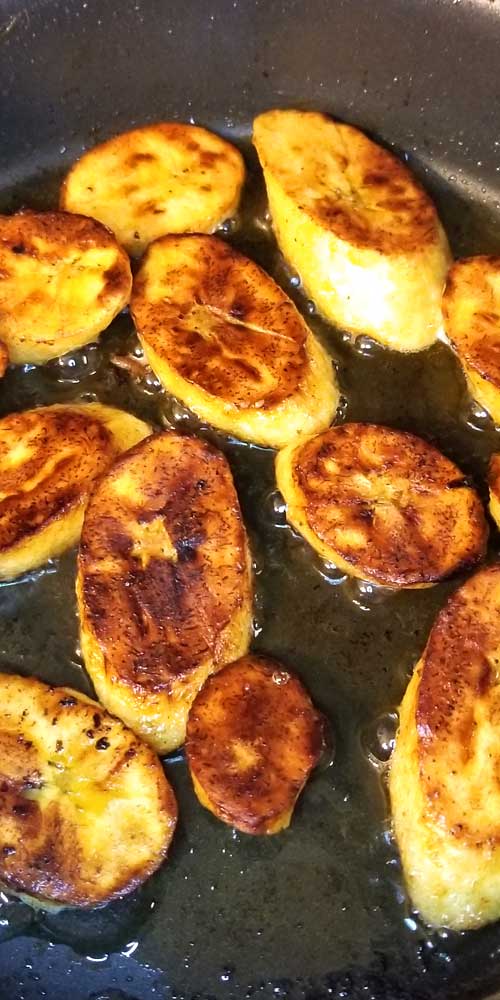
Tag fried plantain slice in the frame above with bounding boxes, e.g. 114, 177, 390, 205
186, 654, 325, 834
0, 211, 131, 364
443, 255, 500, 424
61, 122, 245, 256
390, 563, 500, 929
131, 234, 337, 447
275, 423, 487, 588
0, 402, 151, 581
77, 431, 253, 754
0, 672, 177, 909
253, 109, 451, 351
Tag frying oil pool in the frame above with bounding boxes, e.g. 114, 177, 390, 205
0, 136, 500, 1000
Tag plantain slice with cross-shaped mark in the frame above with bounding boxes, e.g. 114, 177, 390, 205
0, 210, 132, 364
0, 672, 177, 910
275, 423, 488, 589
77, 430, 253, 754
130, 233, 338, 448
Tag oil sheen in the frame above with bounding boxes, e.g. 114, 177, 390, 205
0, 136, 499, 1000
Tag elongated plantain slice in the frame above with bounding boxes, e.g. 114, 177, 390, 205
253, 110, 451, 351
0, 211, 131, 364
390, 563, 500, 929
275, 423, 487, 588
443, 255, 500, 423
131, 234, 338, 447
0, 403, 151, 581
0, 672, 177, 909
61, 123, 245, 257
186, 654, 325, 834
77, 431, 253, 754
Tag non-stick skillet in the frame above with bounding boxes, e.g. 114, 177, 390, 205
1, 0, 500, 997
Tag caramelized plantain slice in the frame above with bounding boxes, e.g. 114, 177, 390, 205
131, 234, 337, 447
77, 431, 253, 754
0, 211, 131, 364
275, 423, 487, 588
186, 654, 325, 835
253, 109, 451, 351
61, 122, 245, 256
0, 672, 177, 909
0, 403, 151, 581
443, 255, 500, 423
390, 563, 500, 929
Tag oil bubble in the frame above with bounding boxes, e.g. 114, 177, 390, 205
361, 711, 398, 766
353, 334, 380, 356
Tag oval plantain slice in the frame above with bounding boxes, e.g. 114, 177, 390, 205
77, 430, 253, 754
131, 234, 338, 447
60, 122, 245, 257
186, 654, 325, 835
0, 210, 132, 364
390, 563, 500, 929
0, 672, 176, 909
0, 402, 151, 581
443, 255, 500, 424
253, 109, 451, 352
275, 423, 487, 589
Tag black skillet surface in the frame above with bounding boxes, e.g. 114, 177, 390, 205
1, 1, 500, 997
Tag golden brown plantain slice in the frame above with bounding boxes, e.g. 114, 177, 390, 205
131, 234, 337, 447
275, 423, 487, 588
77, 430, 253, 754
443, 255, 500, 423
253, 109, 451, 351
0, 402, 151, 581
0, 211, 131, 364
186, 654, 325, 834
61, 122, 245, 256
390, 563, 500, 929
0, 672, 177, 909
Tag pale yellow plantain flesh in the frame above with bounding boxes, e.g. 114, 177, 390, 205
0, 211, 131, 364
61, 122, 245, 256
390, 564, 500, 929
253, 110, 451, 352
186, 654, 325, 835
0, 672, 177, 909
443, 255, 500, 423
0, 402, 151, 581
131, 233, 337, 447
488, 453, 500, 528
275, 423, 487, 588
77, 431, 253, 754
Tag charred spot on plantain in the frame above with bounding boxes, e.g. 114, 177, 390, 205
126, 152, 156, 167
95, 737, 110, 750
59, 696, 76, 707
